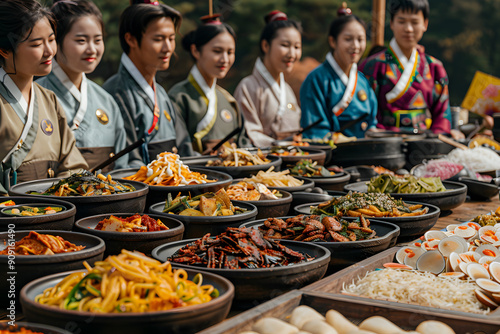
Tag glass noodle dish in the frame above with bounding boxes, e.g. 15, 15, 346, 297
28, 171, 135, 196
35, 250, 219, 312
124, 152, 215, 186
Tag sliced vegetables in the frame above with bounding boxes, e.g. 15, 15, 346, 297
367, 174, 446, 193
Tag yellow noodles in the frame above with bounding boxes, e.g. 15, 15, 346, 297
35, 250, 218, 313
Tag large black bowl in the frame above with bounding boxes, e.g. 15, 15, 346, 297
295, 172, 351, 191
332, 138, 406, 170
271, 147, 327, 168
108, 167, 233, 209
240, 217, 400, 274
74, 213, 184, 257
344, 180, 467, 212
8, 179, 149, 221
152, 239, 330, 307
21, 268, 234, 334
149, 200, 258, 239
184, 154, 282, 178
273, 140, 334, 166
0, 230, 105, 309
294, 201, 441, 241
457, 177, 499, 200
0, 197, 76, 232
0, 322, 72, 334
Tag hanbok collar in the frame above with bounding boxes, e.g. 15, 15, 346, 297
386, 38, 419, 103
51, 60, 88, 130
121, 53, 156, 105
255, 57, 286, 118
326, 52, 358, 116
0, 67, 35, 164
189, 65, 217, 133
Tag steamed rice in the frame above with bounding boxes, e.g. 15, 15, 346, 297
446, 147, 500, 173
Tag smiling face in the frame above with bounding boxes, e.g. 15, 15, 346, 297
126, 16, 176, 76
3, 17, 56, 79
192, 31, 235, 84
390, 9, 428, 54
329, 20, 366, 69
56, 15, 104, 78
262, 27, 302, 78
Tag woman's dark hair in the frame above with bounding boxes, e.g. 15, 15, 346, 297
388, 0, 429, 21
119, 3, 182, 54
181, 23, 236, 60
0, 0, 55, 67
328, 15, 367, 42
51, 0, 103, 48
259, 13, 302, 54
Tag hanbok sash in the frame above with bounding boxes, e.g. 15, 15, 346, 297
120, 53, 160, 135
0, 67, 35, 164
51, 61, 88, 131
385, 38, 419, 104
326, 52, 358, 116
255, 58, 286, 118
188, 65, 218, 151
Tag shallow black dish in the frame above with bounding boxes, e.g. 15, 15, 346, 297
152, 239, 330, 308
0, 322, 72, 334
296, 172, 351, 191
0, 230, 105, 309
185, 154, 282, 178
8, 178, 149, 221
344, 180, 467, 212
108, 167, 232, 209
74, 213, 184, 257
294, 201, 440, 241
149, 200, 258, 239
240, 217, 400, 274
21, 268, 234, 334
0, 197, 76, 232
457, 177, 499, 200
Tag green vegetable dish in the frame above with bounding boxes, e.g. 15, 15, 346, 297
2, 205, 64, 216
367, 174, 446, 194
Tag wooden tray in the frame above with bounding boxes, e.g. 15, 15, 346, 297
197, 289, 500, 334
303, 247, 500, 319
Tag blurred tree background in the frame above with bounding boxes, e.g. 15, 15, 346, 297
40, 0, 500, 106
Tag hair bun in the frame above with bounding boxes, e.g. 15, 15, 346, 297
200, 13, 222, 25
265, 10, 288, 24
130, 0, 159, 5
337, 2, 352, 17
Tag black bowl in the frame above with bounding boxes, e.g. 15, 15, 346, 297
184, 154, 282, 178
294, 201, 440, 242
240, 217, 400, 274
229, 190, 293, 220
0, 197, 76, 232
273, 140, 334, 165
8, 179, 149, 221
21, 268, 234, 334
288, 192, 334, 216
457, 177, 499, 200
333, 138, 406, 170
74, 213, 184, 257
149, 200, 258, 239
0, 230, 105, 309
152, 239, 330, 307
344, 180, 467, 212
108, 167, 233, 210
271, 147, 327, 168
295, 172, 351, 191
0, 322, 72, 334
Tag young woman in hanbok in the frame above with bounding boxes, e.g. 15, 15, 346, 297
0, 0, 88, 193
234, 10, 302, 147
300, 6, 378, 140
169, 15, 250, 153
37, 0, 127, 172
103, 1, 193, 164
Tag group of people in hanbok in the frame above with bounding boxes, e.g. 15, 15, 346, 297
0, 0, 458, 193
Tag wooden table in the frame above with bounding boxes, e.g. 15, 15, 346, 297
432, 196, 499, 230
